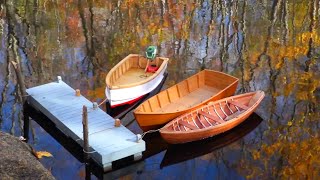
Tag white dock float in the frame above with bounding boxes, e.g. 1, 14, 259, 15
26, 77, 145, 171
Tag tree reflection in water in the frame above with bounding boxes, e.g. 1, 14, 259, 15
0, 0, 319, 179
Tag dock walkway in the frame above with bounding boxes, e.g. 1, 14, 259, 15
26, 77, 145, 171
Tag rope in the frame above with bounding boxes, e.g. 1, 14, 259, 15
137, 128, 161, 142
83, 149, 97, 154
84, 97, 109, 113
98, 97, 108, 107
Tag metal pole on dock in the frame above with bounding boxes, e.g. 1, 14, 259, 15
82, 105, 91, 180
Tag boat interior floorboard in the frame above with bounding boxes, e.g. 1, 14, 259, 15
156, 86, 220, 112
113, 68, 154, 86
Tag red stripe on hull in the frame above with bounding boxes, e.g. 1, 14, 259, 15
111, 95, 145, 108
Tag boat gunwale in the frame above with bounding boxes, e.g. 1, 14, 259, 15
133, 69, 239, 115
159, 91, 265, 134
106, 54, 169, 90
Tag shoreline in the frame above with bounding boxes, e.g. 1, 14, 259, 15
0, 131, 55, 179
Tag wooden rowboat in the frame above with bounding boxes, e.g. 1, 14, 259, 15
159, 91, 265, 144
133, 70, 239, 132
105, 54, 169, 107
160, 113, 263, 167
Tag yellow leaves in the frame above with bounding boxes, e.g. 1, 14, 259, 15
33, 151, 53, 159
248, 136, 320, 178
86, 86, 106, 100
252, 150, 260, 160
30, 146, 53, 159
274, 61, 283, 70
287, 121, 293, 126
295, 72, 317, 101
140, 36, 150, 47
299, 32, 320, 44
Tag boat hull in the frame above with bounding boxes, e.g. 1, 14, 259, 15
134, 70, 239, 132
160, 113, 263, 168
107, 73, 168, 119
160, 91, 265, 144
105, 63, 167, 107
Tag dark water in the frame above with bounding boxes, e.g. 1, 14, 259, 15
0, 0, 319, 179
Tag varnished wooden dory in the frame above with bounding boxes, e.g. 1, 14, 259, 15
105, 54, 169, 107
160, 113, 263, 168
159, 91, 265, 144
133, 70, 239, 132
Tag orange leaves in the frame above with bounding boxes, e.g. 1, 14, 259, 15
280, 138, 320, 178
32, 150, 53, 159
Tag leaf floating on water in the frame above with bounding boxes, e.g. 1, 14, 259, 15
35, 151, 53, 159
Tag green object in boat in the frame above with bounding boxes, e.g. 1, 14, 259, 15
145, 46, 157, 60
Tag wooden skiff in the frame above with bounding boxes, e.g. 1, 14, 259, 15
159, 91, 265, 144
160, 113, 263, 167
133, 70, 239, 132
105, 54, 169, 107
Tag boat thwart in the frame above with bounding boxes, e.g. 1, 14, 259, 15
105, 54, 169, 107
159, 91, 265, 144
133, 70, 239, 132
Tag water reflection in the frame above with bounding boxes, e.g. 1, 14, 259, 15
0, 0, 319, 179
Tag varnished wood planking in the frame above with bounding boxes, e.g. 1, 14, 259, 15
157, 90, 170, 108
133, 69, 239, 132
112, 68, 153, 86
177, 81, 189, 97
26, 79, 145, 169
204, 70, 237, 89
148, 96, 160, 111
160, 91, 265, 144
105, 54, 168, 90
198, 72, 205, 87
167, 86, 179, 103
154, 86, 219, 113
187, 75, 199, 92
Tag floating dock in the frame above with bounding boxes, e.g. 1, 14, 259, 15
26, 77, 145, 171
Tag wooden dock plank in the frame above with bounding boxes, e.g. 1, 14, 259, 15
26, 79, 145, 168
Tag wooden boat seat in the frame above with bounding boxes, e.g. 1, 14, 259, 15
227, 100, 249, 110
248, 91, 264, 106
224, 110, 245, 121
113, 68, 154, 87
198, 111, 225, 124
155, 86, 220, 113
178, 120, 199, 130
196, 115, 212, 127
